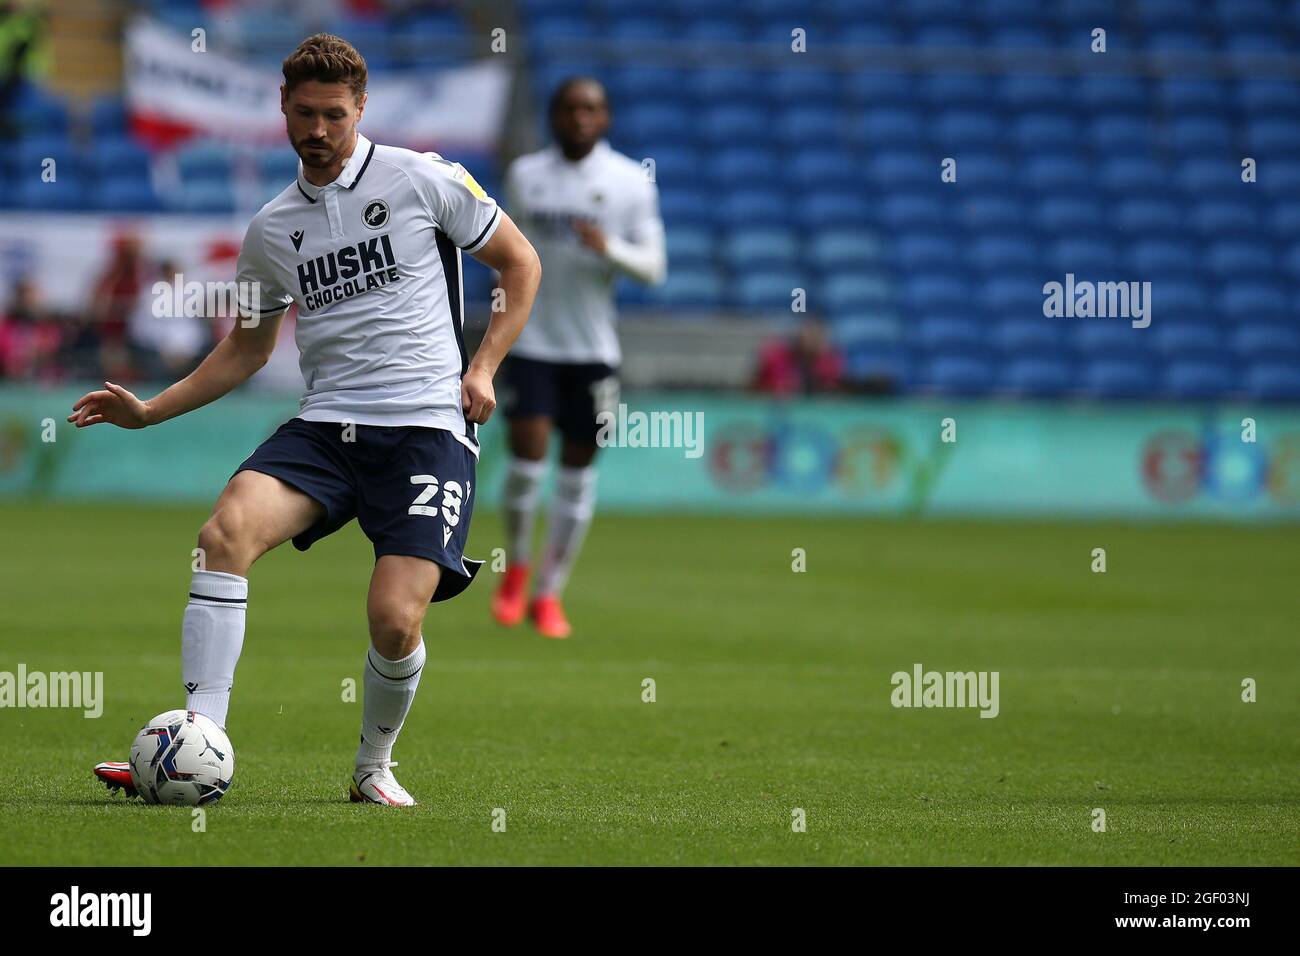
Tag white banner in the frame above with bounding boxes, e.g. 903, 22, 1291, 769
124, 17, 511, 154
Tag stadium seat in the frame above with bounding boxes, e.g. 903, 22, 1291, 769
1164, 359, 1236, 399
919, 354, 995, 395
733, 271, 808, 311
807, 230, 883, 272
1080, 358, 1157, 398
998, 357, 1073, 396
720, 229, 801, 270
1244, 362, 1300, 400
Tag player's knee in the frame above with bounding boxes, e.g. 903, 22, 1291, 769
367, 604, 423, 657
197, 507, 262, 574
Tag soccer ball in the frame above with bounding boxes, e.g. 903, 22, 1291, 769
128, 710, 235, 806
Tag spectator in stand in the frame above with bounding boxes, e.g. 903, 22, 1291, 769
70, 232, 146, 383
0, 277, 63, 382
128, 258, 210, 381
753, 317, 846, 396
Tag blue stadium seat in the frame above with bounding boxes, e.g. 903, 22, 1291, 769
998, 357, 1073, 396
1152, 321, 1222, 359
1164, 359, 1236, 399
844, 73, 914, 106
998, 74, 1070, 110
979, 276, 1045, 315
788, 149, 858, 190
720, 228, 800, 270
831, 314, 904, 349
913, 314, 986, 351
807, 230, 883, 272
867, 150, 934, 187
1100, 156, 1169, 193
1130, 238, 1199, 276
971, 234, 1039, 273
766, 70, 839, 105
622, 105, 691, 145
1270, 201, 1300, 239
1080, 358, 1157, 398
715, 190, 788, 229
665, 227, 715, 267
774, 107, 845, 147
1205, 239, 1277, 278
959, 195, 1028, 231
1035, 196, 1105, 234
1189, 198, 1262, 237
176, 141, 234, 183
1049, 237, 1119, 274
1115, 198, 1184, 235
733, 270, 809, 311
905, 274, 970, 312
1012, 112, 1081, 151
692, 69, 767, 102
1024, 155, 1092, 191
1219, 280, 1289, 321
1077, 75, 1147, 111
13, 175, 86, 210
1236, 79, 1300, 114
918, 74, 997, 109
844, 345, 912, 388
168, 180, 235, 213
932, 109, 1003, 150
858, 107, 927, 147
919, 354, 995, 395
1259, 159, 1300, 196
1089, 114, 1153, 152
1244, 362, 1300, 400
608, 16, 675, 41
796, 193, 872, 229
824, 273, 893, 311
90, 95, 128, 137
658, 188, 713, 227
649, 268, 724, 308
1230, 322, 1300, 361
1072, 322, 1150, 360
1247, 117, 1300, 154
711, 147, 778, 188
954, 155, 1016, 188
1157, 78, 1229, 110
699, 105, 769, 146
990, 318, 1063, 355
1155, 278, 1214, 319
1168, 116, 1233, 153
895, 233, 963, 271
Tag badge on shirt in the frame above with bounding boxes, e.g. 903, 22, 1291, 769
453, 164, 488, 201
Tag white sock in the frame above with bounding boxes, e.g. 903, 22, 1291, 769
536, 465, 598, 597
356, 640, 426, 771
181, 570, 248, 729
503, 456, 547, 566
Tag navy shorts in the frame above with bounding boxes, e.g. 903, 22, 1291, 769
234, 418, 482, 603
499, 355, 620, 442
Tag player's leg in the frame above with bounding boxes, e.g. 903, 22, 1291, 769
183, 470, 326, 727
349, 554, 441, 807
351, 424, 483, 805
493, 356, 559, 626
95, 469, 327, 797
530, 365, 616, 639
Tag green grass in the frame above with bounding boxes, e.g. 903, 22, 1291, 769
0, 501, 1296, 865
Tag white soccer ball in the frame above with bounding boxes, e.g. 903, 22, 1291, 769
128, 709, 235, 806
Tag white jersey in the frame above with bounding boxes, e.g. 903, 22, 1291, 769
235, 132, 501, 452
505, 140, 664, 366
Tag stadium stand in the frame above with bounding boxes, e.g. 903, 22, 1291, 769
2, 0, 1299, 399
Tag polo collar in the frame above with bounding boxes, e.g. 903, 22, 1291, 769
296, 132, 375, 204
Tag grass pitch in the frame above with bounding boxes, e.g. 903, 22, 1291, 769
0, 501, 1295, 865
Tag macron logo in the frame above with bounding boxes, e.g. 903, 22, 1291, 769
50, 886, 151, 936
290, 229, 305, 251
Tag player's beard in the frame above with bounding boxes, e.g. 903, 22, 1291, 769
294, 136, 338, 169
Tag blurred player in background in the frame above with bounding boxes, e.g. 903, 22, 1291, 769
492, 77, 666, 639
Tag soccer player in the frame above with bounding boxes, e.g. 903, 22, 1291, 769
491, 77, 666, 639
74, 34, 540, 806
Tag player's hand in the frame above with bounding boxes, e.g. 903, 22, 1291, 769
67, 381, 151, 429
461, 367, 497, 425
573, 219, 607, 255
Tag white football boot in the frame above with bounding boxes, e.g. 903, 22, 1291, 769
349, 761, 417, 806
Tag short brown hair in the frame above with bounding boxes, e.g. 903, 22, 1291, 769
282, 34, 367, 101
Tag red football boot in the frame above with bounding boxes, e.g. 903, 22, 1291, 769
492, 563, 530, 627
94, 760, 140, 799
529, 594, 572, 640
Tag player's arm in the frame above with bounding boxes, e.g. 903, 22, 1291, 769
460, 212, 541, 424
573, 175, 666, 286
68, 310, 286, 429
